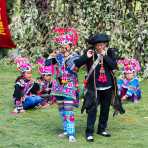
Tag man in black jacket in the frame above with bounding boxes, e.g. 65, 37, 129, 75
74, 33, 117, 142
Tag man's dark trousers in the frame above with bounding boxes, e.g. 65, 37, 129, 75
86, 88, 113, 137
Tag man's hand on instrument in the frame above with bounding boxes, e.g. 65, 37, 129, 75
87, 50, 94, 58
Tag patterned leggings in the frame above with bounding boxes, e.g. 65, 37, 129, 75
56, 96, 75, 136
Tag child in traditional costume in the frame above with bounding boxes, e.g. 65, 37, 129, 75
37, 65, 55, 105
12, 63, 45, 114
50, 27, 79, 142
117, 58, 142, 103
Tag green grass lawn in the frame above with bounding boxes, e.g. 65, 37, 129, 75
0, 65, 148, 148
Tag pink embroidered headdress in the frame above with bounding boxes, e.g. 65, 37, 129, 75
52, 27, 78, 46
118, 58, 141, 74
17, 63, 32, 73
38, 65, 54, 75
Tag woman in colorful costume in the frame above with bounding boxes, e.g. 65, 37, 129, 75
50, 27, 80, 142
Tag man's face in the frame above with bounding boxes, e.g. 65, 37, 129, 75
95, 43, 107, 53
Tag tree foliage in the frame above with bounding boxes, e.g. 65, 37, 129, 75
6, 0, 148, 67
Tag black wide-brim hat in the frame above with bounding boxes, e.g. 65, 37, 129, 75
87, 33, 111, 44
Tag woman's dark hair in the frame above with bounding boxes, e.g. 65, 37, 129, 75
69, 43, 73, 48
43, 52, 49, 58
47, 48, 54, 54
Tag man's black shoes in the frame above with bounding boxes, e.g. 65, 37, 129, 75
86, 135, 94, 142
86, 131, 111, 142
97, 130, 111, 137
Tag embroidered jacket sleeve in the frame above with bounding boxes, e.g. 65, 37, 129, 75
13, 80, 24, 101
117, 79, 124, 95
74, 52, 90, 68
126, 78, 139, 97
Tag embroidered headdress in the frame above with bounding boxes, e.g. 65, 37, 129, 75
52, 27, 78, 46
118, 58, 141, 74
17, 63, 32, 73
38, 65, 53, 75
